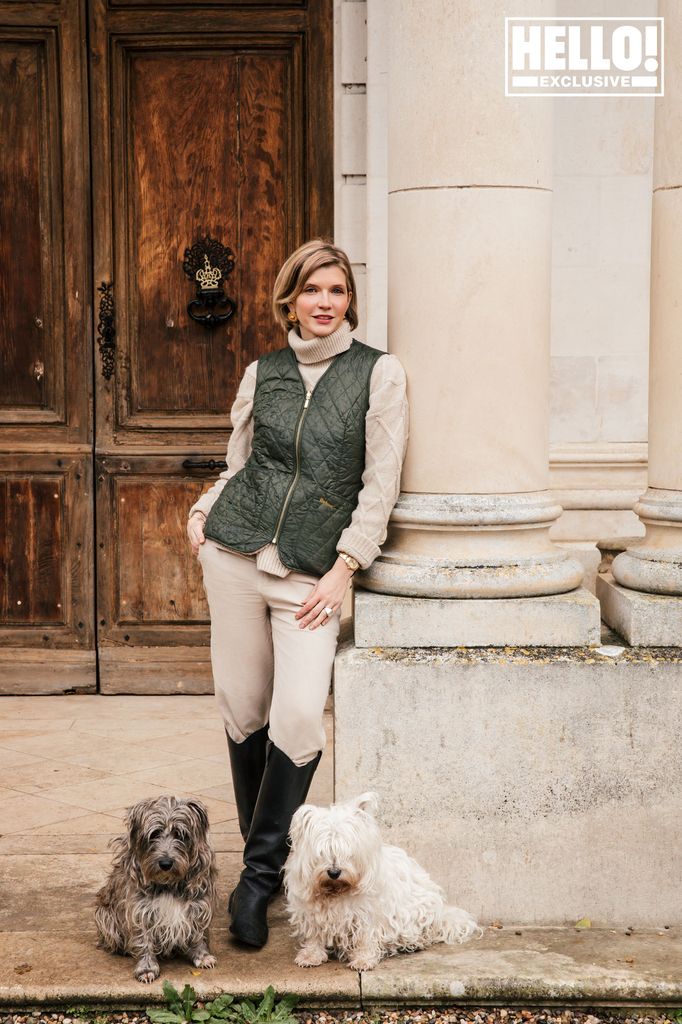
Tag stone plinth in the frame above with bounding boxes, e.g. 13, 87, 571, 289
597, 571, 682, 646
359, 928, 682, 1004
352, 588, 601, 648
334, 640, 682, 926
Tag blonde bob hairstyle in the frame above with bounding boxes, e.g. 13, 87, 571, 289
272, 239, 358, 332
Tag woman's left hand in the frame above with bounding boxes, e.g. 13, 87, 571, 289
295, 559, 355, 630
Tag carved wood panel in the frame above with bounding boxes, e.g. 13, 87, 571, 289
1, 475, 64, 626
127, 50, 240, 421
96, 456, 209, 647
0, 7, 90, 446
0, 37, 61, 419
0, 454, 94, 649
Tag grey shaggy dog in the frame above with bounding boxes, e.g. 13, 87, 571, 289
95, 795, 217, 983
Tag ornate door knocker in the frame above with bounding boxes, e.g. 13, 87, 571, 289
182, 236, 237, 328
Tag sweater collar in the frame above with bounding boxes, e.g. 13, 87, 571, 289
287, 320, 354, 364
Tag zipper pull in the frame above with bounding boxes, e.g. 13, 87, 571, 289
304, 389, 312, 408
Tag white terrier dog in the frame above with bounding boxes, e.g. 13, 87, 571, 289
283, 792, 481, 971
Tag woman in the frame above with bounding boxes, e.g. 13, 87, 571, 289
187, 239, 408, 949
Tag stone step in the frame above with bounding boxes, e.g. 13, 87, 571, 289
1, 923, 680, 1008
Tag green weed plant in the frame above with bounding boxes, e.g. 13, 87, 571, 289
147, 980, 298, 1024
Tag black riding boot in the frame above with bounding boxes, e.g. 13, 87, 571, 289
226, 725, 270, 842
228, 743, 322, 948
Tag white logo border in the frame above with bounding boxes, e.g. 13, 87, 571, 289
504, 16, 665, 98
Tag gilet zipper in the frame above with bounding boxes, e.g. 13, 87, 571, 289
271, 388, 313, 544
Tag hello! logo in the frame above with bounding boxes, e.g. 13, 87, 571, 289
505, 18, 664, 96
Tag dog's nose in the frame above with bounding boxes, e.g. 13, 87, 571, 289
327, 868, 342, 879
158, 858, 174, 871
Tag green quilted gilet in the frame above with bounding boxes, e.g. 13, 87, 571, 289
203, 339, 385, 576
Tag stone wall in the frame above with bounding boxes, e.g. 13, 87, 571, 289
335, 641, 682, 926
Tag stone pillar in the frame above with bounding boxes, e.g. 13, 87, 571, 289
598, 2, 682, 645
355, 0, 599, 646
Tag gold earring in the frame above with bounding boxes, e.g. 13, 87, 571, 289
287, 310, 298, 323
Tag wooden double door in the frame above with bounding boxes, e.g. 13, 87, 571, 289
0, 0, 333, 693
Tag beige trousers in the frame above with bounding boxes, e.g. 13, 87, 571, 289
197, 538, 341, 766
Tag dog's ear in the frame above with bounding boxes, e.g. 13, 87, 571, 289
124, 798, 150, 842
355, 791, 379, 816
288, 804, 317, 846
185, 798, 210, 835
120, 799, 150, 886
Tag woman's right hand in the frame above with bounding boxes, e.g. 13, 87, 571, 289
187, 512, 206, 556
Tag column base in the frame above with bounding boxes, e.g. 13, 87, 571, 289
353, 587, 601, 648
358, 492, 585, 598
610, 488, 682, 595
597, 571, 682, 645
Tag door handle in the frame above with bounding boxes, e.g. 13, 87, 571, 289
183, 459, 227, 471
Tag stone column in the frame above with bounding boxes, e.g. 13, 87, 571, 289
598, 2, 682, 645
355, 0, 599, 646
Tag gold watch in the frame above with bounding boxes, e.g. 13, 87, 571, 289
338, 551, 360, 572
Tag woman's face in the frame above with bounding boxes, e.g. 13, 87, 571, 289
293, 265, 352, 341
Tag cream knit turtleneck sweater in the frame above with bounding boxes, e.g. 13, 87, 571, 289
188, 320, 409, 577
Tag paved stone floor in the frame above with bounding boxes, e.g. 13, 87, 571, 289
0, 695, 681, 1009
